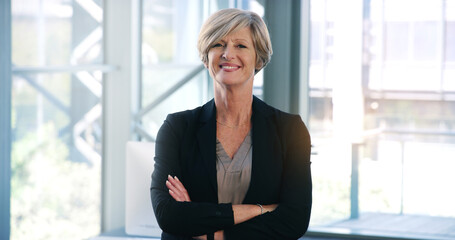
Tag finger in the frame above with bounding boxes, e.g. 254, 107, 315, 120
167, 176, 181, 193
167, 178, 186, 202
173, 177, 191, 202
169, 176, 191, 202
167, 176, 183, 195
168, 175, 184, 190
167, 174, 175, 183
172, 177, 189, 198
172, 177, 189, 196
166, 180, 183, 200
165, 180, 175, 192
167, 175, 191, 202
169, 189, 184, 202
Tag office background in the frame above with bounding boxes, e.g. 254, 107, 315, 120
1, 0, 455, 239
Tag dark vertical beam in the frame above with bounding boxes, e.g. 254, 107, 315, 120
263, 0, 301, 114
289, 0, 302, 114
0, 0, 12, 239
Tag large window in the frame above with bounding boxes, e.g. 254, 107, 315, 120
308, 0, 455, 239
10, 1, 105, 239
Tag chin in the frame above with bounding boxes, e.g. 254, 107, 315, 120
219, 79, 244, 86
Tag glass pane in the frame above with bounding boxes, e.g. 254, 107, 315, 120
445, 1, 455, 91
446, 22, 455, 62
444, 21, 455, 90
11, 72, 102, 240
309, 0, 455, 239
413, 21, 438, 61
385, 22, 409, 61
141, 0, 208, 138
142, 72, 208, 137
310, 22, 323, 62
12, 0, 103, 66
11, 1, 103, 239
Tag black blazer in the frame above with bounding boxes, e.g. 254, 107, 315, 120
151, 96, 312, 240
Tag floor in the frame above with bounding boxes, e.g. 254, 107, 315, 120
305, 212, 455, 240
94, 214, 455, 240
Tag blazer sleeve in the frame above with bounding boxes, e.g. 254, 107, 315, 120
150, 114, 234, 237
224, 115, 312, 240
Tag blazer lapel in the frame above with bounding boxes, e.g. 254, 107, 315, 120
243, 97, 275, 203
196, 100, 218, 193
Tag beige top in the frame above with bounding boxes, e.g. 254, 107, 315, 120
216, 131, 252, 204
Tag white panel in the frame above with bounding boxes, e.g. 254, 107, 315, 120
125, 141, 161, 237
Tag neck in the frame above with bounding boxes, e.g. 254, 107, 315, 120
214, 84, 253, 126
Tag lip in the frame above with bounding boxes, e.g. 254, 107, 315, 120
219, 63, 240, 72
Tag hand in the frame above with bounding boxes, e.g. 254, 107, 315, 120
263, 204, 278, 213
192, 235, 206, 240
166, 175, 191, 202
192, 230, 224, 240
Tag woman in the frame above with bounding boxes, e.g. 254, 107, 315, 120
151, 8, 312, 240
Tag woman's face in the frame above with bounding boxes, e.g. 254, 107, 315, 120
206, 27, 258, 87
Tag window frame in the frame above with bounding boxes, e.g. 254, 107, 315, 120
0, 0, 12, 239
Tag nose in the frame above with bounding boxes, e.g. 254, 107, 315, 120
221, 45, 234, 60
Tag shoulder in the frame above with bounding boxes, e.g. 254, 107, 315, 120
253, 96, 310, 143
165, 107, 201, 126
253, 96, 304, 126
165, 99, 214, 126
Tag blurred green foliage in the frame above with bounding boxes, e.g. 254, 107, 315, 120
10, 123, 100, 240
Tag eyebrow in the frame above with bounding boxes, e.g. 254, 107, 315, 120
219, 38, 251, 44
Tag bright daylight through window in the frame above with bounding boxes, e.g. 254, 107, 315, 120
308, 0, 455, 239
6, 0, 455, 239
11, 1, 103, 239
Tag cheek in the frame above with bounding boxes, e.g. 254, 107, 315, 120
207, 53, 217, 67
206, 54, 218, 77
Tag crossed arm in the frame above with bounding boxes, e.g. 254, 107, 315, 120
166, 175, 278, 240
151, 114, 312, 239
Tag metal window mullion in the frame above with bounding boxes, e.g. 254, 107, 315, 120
134, 64, 205, 121
380, 0, 385, 91
16, 73, 70, 114
321, 0, 331, 118
299, 0, 310, 123
12, 64, 117, 74
131, 0, 142, 141
322, 0, 327, 93
439, 0, 447, 94
0, 0, 12, 239
133, 123, 155, 142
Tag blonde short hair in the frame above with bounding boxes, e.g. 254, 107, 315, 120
197, 8, 273, 73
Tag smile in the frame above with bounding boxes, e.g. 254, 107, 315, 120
221, 65, 239, 69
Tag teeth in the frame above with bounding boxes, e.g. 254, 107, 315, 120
222, 66, 237, 69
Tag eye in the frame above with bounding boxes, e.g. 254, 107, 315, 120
237, 44, 247, 48
212, 43, 223, 48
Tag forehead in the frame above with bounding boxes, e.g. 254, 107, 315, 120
221, 27, 253, 42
